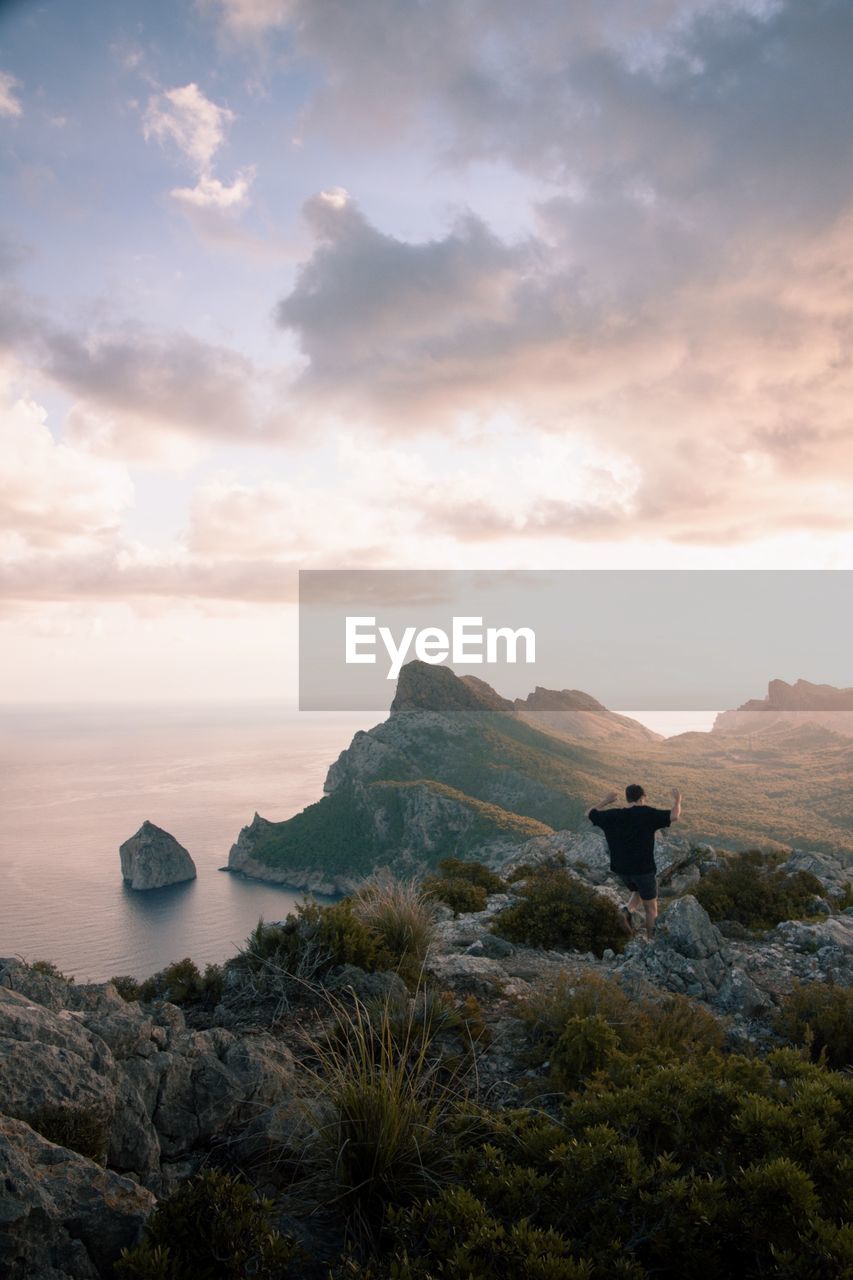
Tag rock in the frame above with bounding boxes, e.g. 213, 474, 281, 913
150, 1027, 295, 1160
656, 896, 728, 960
119, 820, 196, 890
715, 968, 774, 1019
425, 952, 508, 998
782, 849, 853, 898
324, 965, 408, 1003
0, 956, 76, 1011
0, 1115, 154, 1279
466, 935, 515, 959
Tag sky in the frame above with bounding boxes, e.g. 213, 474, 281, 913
1, 0, 853, 706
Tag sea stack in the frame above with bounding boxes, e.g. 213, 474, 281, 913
120, 820, 197, 890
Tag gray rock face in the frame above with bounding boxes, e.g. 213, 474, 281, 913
0, 1114, 154, 1280
120, 820, 196, 890
0, 960, 296, 1187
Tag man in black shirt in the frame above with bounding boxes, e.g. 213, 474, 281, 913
587, 783, 682, 939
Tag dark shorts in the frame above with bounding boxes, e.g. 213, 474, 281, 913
618, 872, 657, 901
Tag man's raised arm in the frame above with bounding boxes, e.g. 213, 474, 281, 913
670, 788, 683, 821
588, 790, 619, 819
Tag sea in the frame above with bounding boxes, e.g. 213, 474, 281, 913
0, 702, 716, 983
0, 703, 369, 983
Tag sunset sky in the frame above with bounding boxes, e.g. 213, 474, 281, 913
1, 0, 852, 704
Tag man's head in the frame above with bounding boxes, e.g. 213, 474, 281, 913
625, 784, 646, 804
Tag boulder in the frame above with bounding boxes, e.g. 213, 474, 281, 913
119, 820, 196, 890
0, 1115, 154, 1279
655, 895, 727, 960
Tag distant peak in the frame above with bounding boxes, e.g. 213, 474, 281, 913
514, 686, 606, 713
739, 678, 853, 711
391, 661, 512, 712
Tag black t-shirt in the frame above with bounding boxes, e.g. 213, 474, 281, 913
588, 805, 671, 875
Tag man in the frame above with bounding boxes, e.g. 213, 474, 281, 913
587, 784, 682, 940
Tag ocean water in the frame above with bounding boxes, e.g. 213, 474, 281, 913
0, 703, 369, 982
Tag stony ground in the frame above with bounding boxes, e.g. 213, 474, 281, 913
1, 831, 851, 1278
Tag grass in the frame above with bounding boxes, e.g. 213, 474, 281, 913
295, 983, 478, 1244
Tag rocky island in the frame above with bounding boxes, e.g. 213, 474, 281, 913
119, 820, 197, 891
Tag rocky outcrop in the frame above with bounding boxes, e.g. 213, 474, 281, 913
0, 1115, 154, 1280
713, 679, 853, 737
0, 959, 296, 1188
120, 820, 197, 890
514, 686, 662, 743
227, 812, 363, 894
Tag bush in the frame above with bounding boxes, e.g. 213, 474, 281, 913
298, 988, 475, 1243
516, 972, 725, 1089
23, 1103, 109, 1163
115, 1169, 299, 1279
110, 974, 143, 1002
350, 876, 438, 984
233, 900, 393, 986
361, 1049, 853, 1278
435, 858, 507, 893
30, 958, 73, 982
694, 849, 824, 932
774, 981, 853, 1069
491, 868, 628, 957
422, 875, 488, 915
133, 958, 224, 1007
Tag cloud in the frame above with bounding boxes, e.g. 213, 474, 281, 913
144, 82, 234, 171
144, 81, 255, 216
0, 70, 22, 119
276, 189, 528, 405
203, 0, 294, 35
0, 283, 297, 459
170, 168, 254, 209
0, 365, 133, 556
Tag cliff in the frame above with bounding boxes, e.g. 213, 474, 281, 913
713, 678, 853, 738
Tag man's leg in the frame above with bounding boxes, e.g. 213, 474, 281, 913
626, 890, 642, 912
642, 896, 658, 939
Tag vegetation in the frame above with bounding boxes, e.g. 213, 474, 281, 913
693, 849, 824, 932
111, 958, 224, 1007
491, 866, 629, 957
349, 876, 437, 985
30, 958, 73, 982
297, 988, 476, 1244
335, 1039, 853, 1279
227, 879, 434, 1001
115, 1169, 299, 1279
775, 980, 853, 1069
23, 1102, 109, 1163
515, 972, 725, 1089
423, 856, 508, 916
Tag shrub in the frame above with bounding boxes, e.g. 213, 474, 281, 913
491, 868, 628, 957
422, 875, 488, 916
23, 1103, 109, 1163
435, 858, 507, 893
774, 981, 853, 1069
110, 975, 142, 1002
693, 849, 824, 932
115, 1169, 299, 1279
516, 972, 725, 1089
135, 958, 224, 1007
350, 876, 438, 983
30, 958, 73, 982
233, 900, 393, 987
298, 988, 474, 1243
363, 1049, 853, 1278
